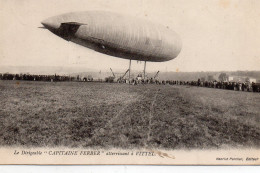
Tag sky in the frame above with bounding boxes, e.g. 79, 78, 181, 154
0, 0, 260, 73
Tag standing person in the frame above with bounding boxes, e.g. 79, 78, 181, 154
242, 83, 245, 91
197, 79, 201, 87
252, 82, 256, 92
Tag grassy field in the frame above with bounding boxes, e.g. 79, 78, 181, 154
0, 80, 259, 149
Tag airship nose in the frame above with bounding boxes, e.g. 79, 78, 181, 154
41, 18, 60, 31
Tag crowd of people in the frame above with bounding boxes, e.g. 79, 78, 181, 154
0, 73, 76, 81
1, 73, 259, 92
123, 78, 260, 93
164, 79, 260, 92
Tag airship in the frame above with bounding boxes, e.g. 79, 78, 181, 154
41, 11, 182, 79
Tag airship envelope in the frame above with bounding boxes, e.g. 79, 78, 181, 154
42, 11, 182, 62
